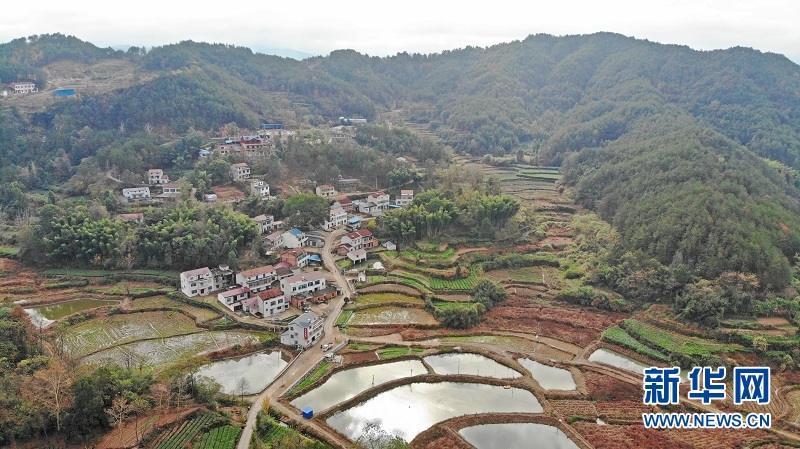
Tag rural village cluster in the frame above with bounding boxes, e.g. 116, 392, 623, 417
121, 122, 408, 350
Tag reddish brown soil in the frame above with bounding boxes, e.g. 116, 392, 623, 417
572, 423, 692, 449
94, 406, 199, 449
583, 371, 642, 402
342, 351, 379, 364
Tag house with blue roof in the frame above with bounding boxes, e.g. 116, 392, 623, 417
282, 228, 308, 248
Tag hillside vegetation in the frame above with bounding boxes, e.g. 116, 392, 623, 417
2, 32, 800, 306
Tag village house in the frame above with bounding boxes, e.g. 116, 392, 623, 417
338, 229, 378, 254
275, 265, 297, 281
367, 191, 391, 210
236, 265, 276, 293
217, 287, 251, 311
147, 169, 170, 185
230, 163, 251, 182
355, 200, 380, 216
6, 82, 37, 94
211, 265, 235, 291
241, 135, 265, 156
180, 267, 213, 297
253, 214, 284, 234
122, 187, 151, 201
263, 231, 285, 250
282, 228, 308, 248
323, 207, 348, 231
279, 271, 326, 299
382, 240, 397, 251
217, 144, 234, 155
116, 213, 144, 223
256, 288, 288, 318
346, 217, 362, 231
315, 184, 336, 198
280, 248, 312, 269
204, 193, 218, 202
280, 311, 324, 348
280, 271, 338, 308
161, 183, 182, 196
333, 198, 355, 213
347, 248, 367, 264
395, 190, 414, 207
250, 179, 270, 198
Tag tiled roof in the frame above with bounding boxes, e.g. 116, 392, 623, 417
239, 265, 275, 279
182, 267, 211, 277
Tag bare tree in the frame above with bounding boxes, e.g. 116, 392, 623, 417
27, 360, 74, 432
106, 395, 132, 444
131, 397, 150, 445
236, 378, 250, 405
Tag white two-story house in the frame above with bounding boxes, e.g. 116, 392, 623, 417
256, 288, 288, 318
180, 267, 213, 297
323, 207, 348, 230
282, 228, 308, 248
279, 271, 326, 299
280, 311, 324, 348
217, 287, 251, 311
236, 265, 276, 293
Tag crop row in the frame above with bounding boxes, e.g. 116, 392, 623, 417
602, 326, 669, 362
154, 414, 216, 449
193, 425, 241, 449
620, 319, 741, 358
429, 274, 479, 291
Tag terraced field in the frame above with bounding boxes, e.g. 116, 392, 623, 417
349, 306, 439, 326
82, 330, 268, 369
62, 311, 200, 357
131, 295, 222, 321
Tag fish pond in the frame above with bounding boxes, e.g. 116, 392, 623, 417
196, 351, 289, 395
423, 353, 522, 378
517, 359, 576, 390
25, 298, 120, 326
459, 423, 581, 449
291, 359, 426, 412
326, 382, 542, 442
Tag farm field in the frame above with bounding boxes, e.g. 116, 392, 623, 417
354, 293, 424, 307
438, 335, 574, 361
349, 306, 439, 326
82, 330, 269, 369
151, 413, 222, 449
193, 425, 241, 449
62, 311, 200, 357
620, 319, 743, 358
131, 295, 222, 321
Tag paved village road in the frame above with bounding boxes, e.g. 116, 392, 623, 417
237, 229, 352, 449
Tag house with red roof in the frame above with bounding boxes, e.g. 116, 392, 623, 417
235, 265, 276, 293
338, 229, 377, 255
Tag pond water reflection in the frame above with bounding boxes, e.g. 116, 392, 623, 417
517, 358, 576, 390
459, 423, 581, 449
195, 351, 289, 395
291, 360, 426, 412
327, 382, 542, 442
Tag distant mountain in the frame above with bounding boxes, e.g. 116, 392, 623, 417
250, 46, 316, 60
3, 32, 800, 288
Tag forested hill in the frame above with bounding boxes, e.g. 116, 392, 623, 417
3, 32, 800, 290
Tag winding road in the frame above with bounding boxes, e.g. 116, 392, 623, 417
237, 228, 354, 449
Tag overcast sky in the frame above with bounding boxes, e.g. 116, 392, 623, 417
4, 0, 799, 63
